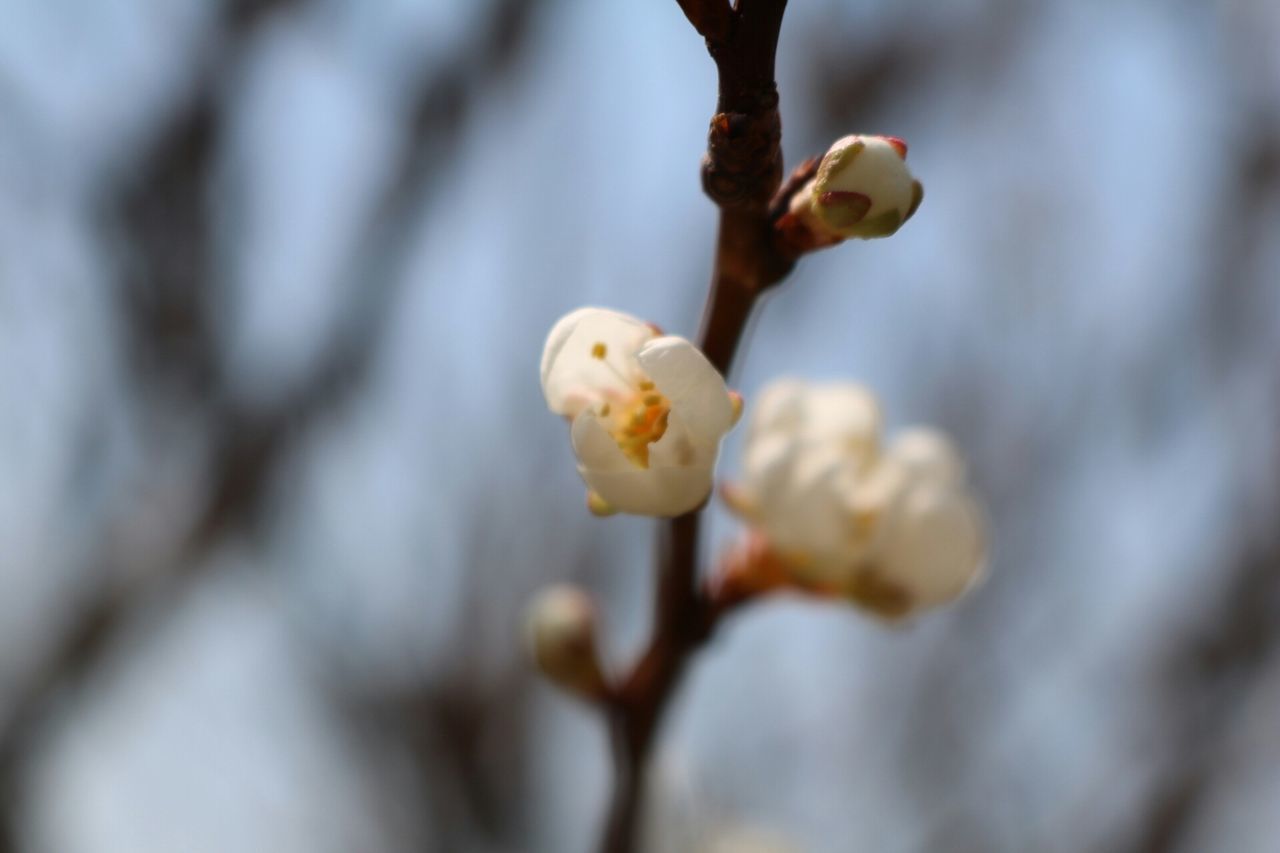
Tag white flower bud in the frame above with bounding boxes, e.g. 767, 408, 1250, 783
525, 584, 607, 699
541, 307, 738, 517
726, 379, 985, 619
787, 134, 923, 241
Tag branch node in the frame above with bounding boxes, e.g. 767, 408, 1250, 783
700, 86, 782, 209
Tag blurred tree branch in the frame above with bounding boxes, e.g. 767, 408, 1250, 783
1128, 539, 1280, 853
1117, 119, 1280, 853
0, 5, 304, 847
0, 0, 540, 849
801, 0, 1024, 136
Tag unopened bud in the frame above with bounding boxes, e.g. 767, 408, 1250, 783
525, 585, 608, 700
779, 135, 923, 252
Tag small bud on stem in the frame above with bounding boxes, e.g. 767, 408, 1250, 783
526, 585, 610, 701
774, 134, 924, 257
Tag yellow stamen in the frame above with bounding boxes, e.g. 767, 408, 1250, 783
591, 342, 607, 359
638, 380, 655, 391
606, 386, 672, 468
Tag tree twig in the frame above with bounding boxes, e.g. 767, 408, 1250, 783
596, 3, 792, 850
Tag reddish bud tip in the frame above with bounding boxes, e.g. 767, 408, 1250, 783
884, 136, 908, 159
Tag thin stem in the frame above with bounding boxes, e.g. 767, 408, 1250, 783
599, 513, 703, 853
597, 126, 790, 853
595, 5, 791, 850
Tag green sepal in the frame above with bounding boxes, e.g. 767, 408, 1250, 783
844, 208, 903, 239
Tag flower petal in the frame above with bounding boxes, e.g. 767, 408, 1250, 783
541, 307, 657, 416
880, 486, 986, 607
889, 427, 965, 487
579, 462, 714, 517
648, 410, 713, 470
572, 411, 717, 516
636, 336, 734, 440
570, 410, 633, 472
743, 431, 799, 490
801, 383, 881, 456
841, 456, 908, 537
756, 446, 853, 565
749, 378, 808, 439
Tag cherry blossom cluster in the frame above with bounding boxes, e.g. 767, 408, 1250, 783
528, 134, 986, 693
722, 381, 985, 619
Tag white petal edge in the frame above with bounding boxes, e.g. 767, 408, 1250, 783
580, 462, 714, 517
648, 410, 715, 470
570, 410, 634, 473
801, 383, 882, 450
541, 307, 656, 415
889, 427, 965, 487
749, 378, 808, 439
881, 487, 986, 607
636, 336, 733, 441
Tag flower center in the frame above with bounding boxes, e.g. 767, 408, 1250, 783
602, 380, 670, 469
590, 342, 671, 468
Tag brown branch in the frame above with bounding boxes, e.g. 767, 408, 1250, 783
1114, 534, 1280, 853
675, 0, 731, 41
0, 7, 305, 850
596, 3, 792, 851
1106, 119, 1280, 853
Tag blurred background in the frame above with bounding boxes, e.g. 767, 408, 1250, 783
2, 0, 1279, 851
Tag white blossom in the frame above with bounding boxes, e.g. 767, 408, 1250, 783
541, 307, 738, 517
726, 380, 985, 619
787, 134, 923, 241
